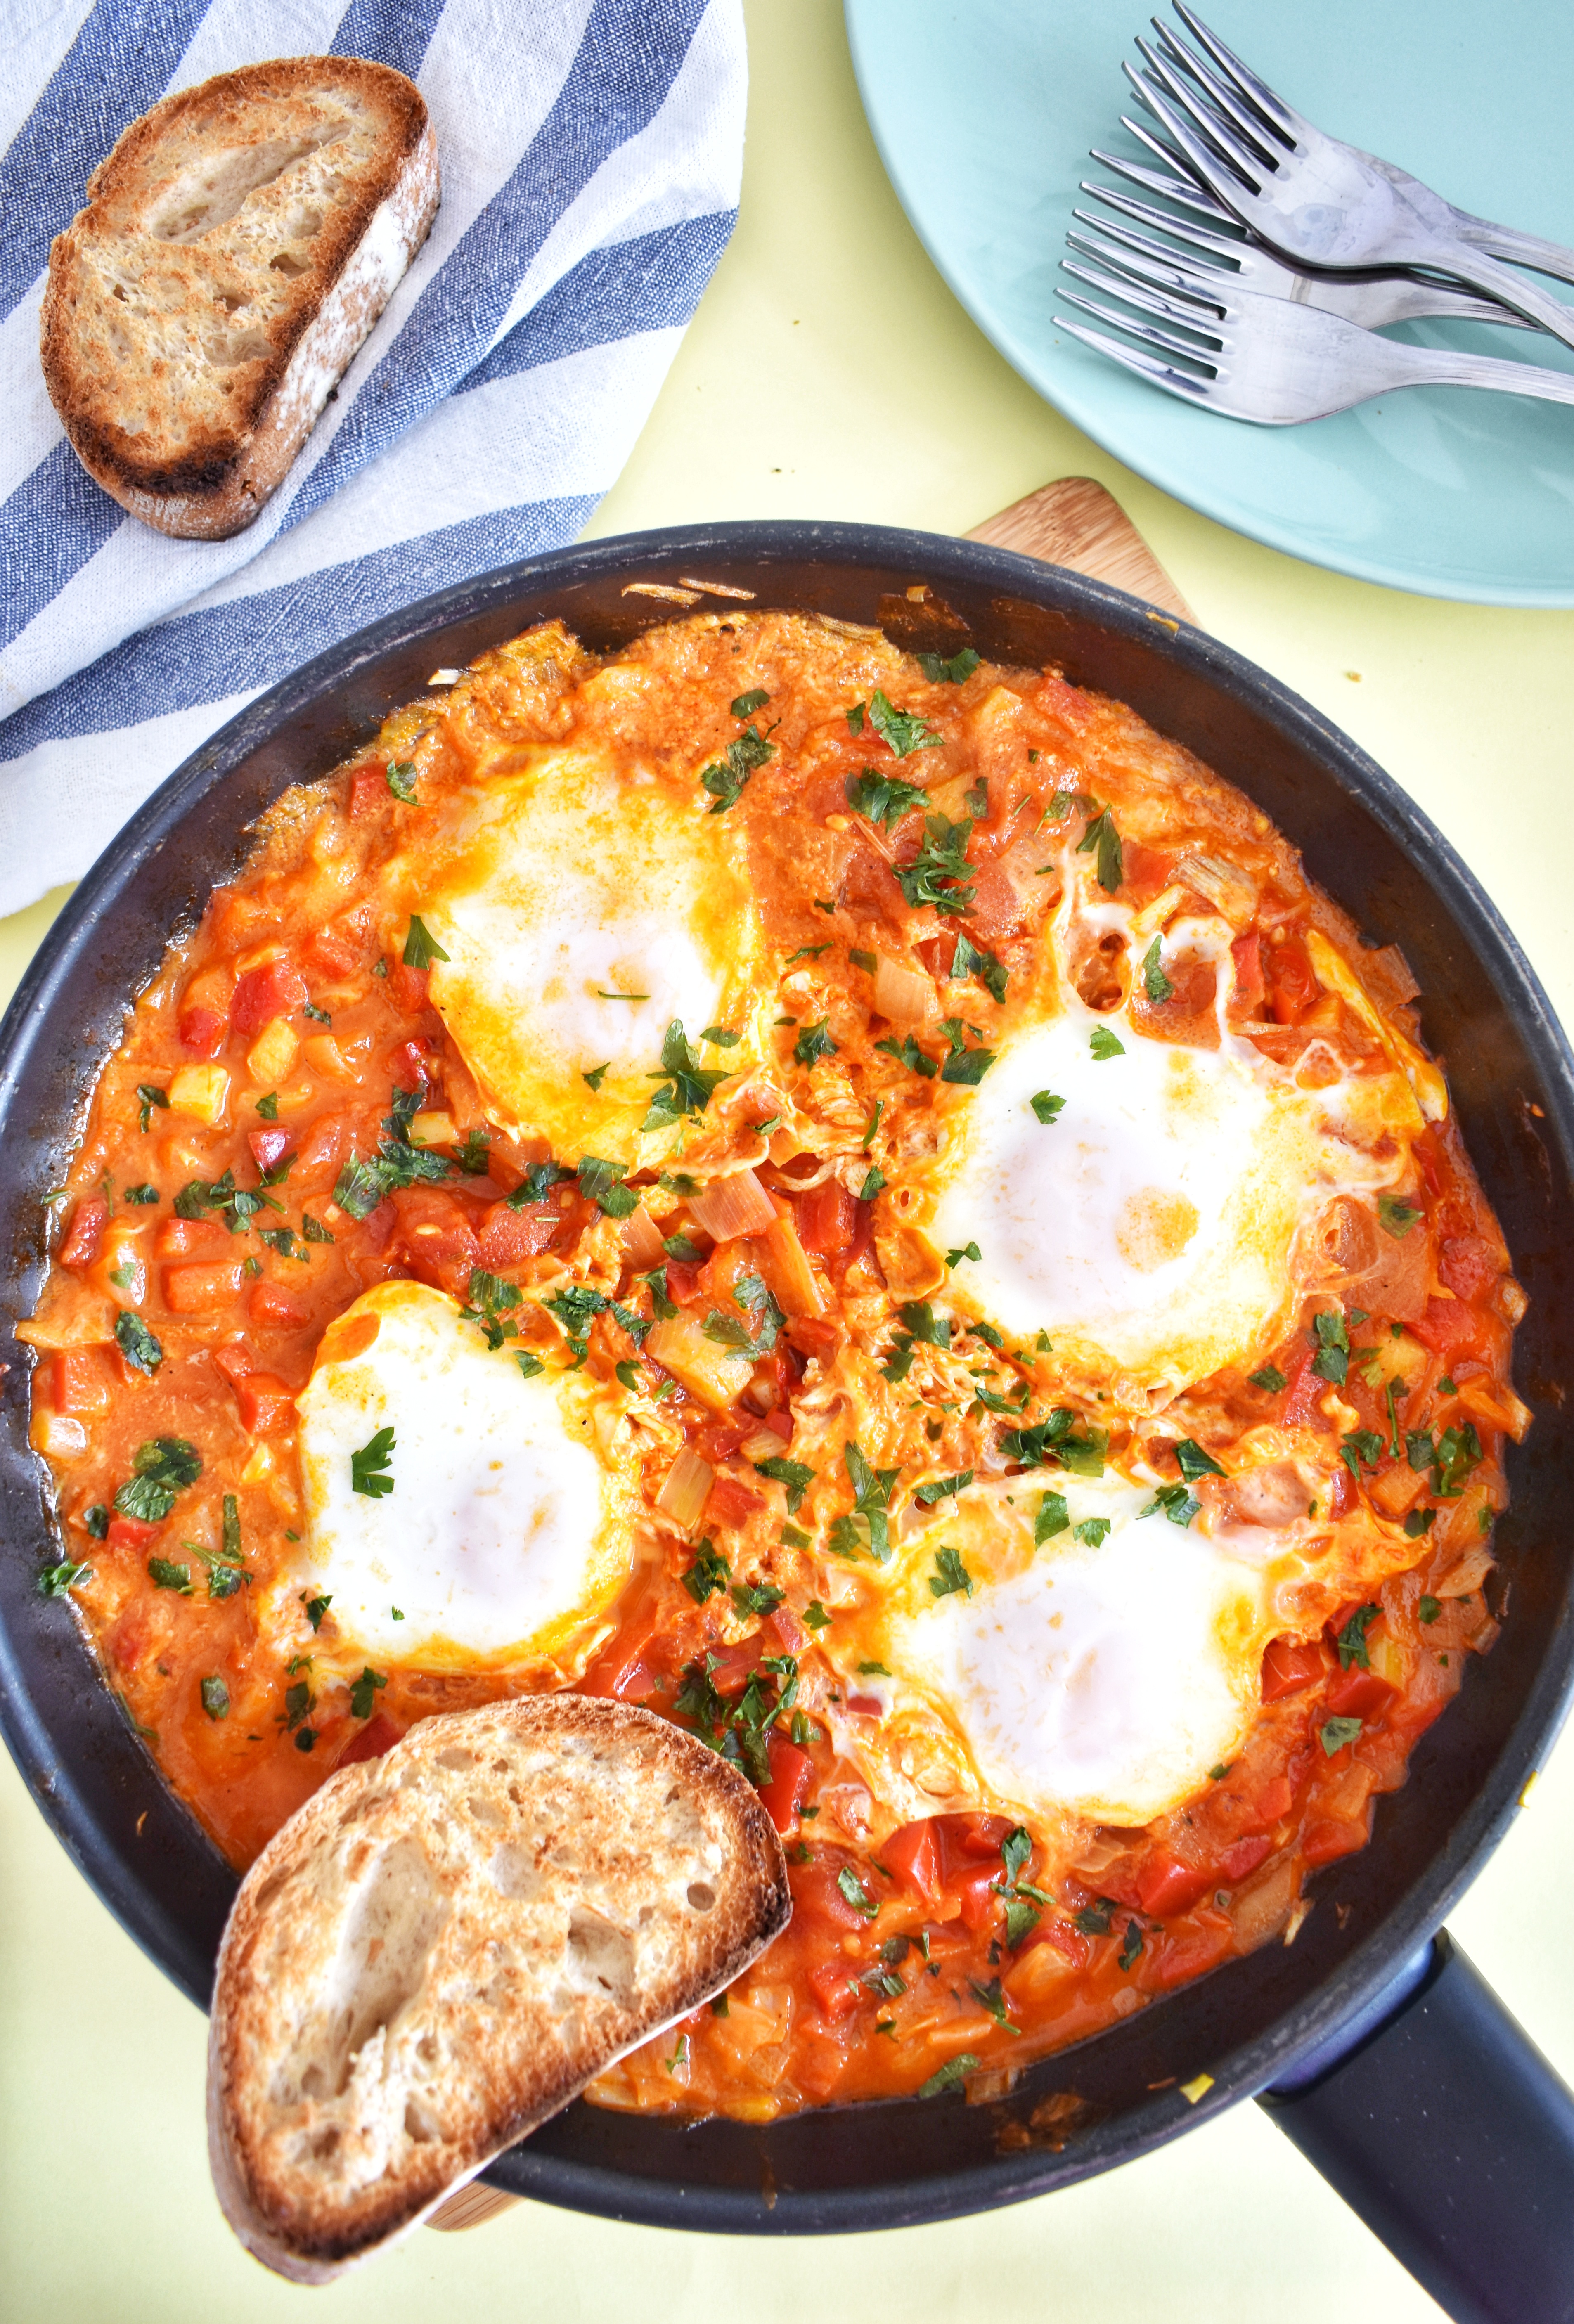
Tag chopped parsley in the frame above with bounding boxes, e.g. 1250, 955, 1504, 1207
1030, 1090, 1066, 1125
147, 1555, 192, 1594
1310, 1307, 1351, 1387
1321, 1715, 1363, 1755
301, 1212, 334, 1245
868, 689, 942, 757
124, 1183, 159, 1205
302, 1001, 331, 1025
754, 1455, 814, 1512
1405, 1508, 1437, 1538
1034, 1491, 1070, 1543
731, 1579, 785, 1618
916, 647, 980, 684
1073, 1517, 1111, 1546
682, 1542, 731, 1604
949, 931, 1008, 1002
1117, 1918, 1144, 1972
37, 1560, 91, 1598
1141, 1482, 1200, 1528
385, 758, 419, 800
1141, 935, 1174, 1002
1001, 1408, 1107, 1478
644, 1019, 731, 1131
255, 1092, 279, 1120
301, 1593, 332, 1631
83, 1506, 109, 1540
402, 914, 450, 971
929, 1545, 973, 1599
874, 1032, 938, 1079
1340, 1430, 1384, 1479
1088, 1025, 1125, 1061
793, 1018, 838, 1068
349, 1666, 387, 1721
1250, 1364, 1287, 1393
199, 1676, 230, 1720
915, 1470, 973, 1507
837, 1866, 879, 1919
136, 1083, 170, 1134
516, 1350, 546, 1380
1076, 808, 1124, 892
350, 1427, 395, 1499
1378, 1193, 1423, 1238
969, 1976, 1017, 2031
1419, 1594, 1441, 1623
114, 1312, 162, 1374
845, 767, 929, 828
1174, 1439, 1225, 1482
946, 1243, 980, 1267
802, 1599, 833, 1631
1337, 1604, 1381, 1669
460, 1266, 523, 1349
578, 1155, 639, 1219
582, 1063, 610, 1092
859, 1164, 887, 1200
1073, 1899, 1116, 1936
700, 722, 774, 812
113, 1437, 201, 1525
828, 1440, 901, 1562
894, 814, 975, 916
918, 2054, 979, 2099
731, 689, 770, 718
940, 1036, 996, 1085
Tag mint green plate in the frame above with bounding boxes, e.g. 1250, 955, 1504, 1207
845, 0, 1574, 604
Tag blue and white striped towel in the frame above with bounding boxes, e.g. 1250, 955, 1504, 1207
0, 0, 745, 917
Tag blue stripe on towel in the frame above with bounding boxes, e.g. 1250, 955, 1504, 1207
328, 0, 450, 82
0, 495, 597, 763
0, 443, 126, 656
0, 0, 211, 325
286, 0, 710, 527
460, 211, 736, 389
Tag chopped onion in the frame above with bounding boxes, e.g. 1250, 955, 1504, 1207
687, 1167, 777, 1243
646, 1313, 755, 1412
873, 954, 933, 1027
618, 1204, 667, 1270
656, 1445, 715, 1530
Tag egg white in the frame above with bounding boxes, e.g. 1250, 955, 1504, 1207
289, 1281, 639, 1666
421, 750, 767, 1164
830, 1475, 1293, 1831
927, 1002, 1412, 1400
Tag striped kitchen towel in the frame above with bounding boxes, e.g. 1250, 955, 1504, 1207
0, 0, 745, 916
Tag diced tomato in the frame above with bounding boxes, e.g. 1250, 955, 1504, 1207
943, 1812, 1016, 1864
579, 1607, 664, 1702
1230, 931, 1264, 1011
334, 1709, 405, 1767
846, 1694, 883, 1716
178, 1003, 228, 1056
249, 1280, 309, 1330
881, 1818, 942, 1906
1325, 1664, 1398, 1722
767, 1606, 808, 1656
1135, 1853, 1214, 1919
1247, 1773, 1294, 1827
704, 1638, 767, 1698
211, 1339, 255, 1387
1261, 1633, 1327, 1702
388, 1038, 435, 1090
231, 960, 307, 1035
1220, 1833, 1274, 1883
1039, 1917, 1093, 1970
1327, 1463, 1356, 1520
707, 1474, 764, 1530
763, 1406, 794, 1442
303, 924, 361, 978
389, 960, 430, 1013
58, 1193, 108, 1271
786, 1315, 841, 1361
807, 1958, 862, 2020
1036, 672, 1091, 731
50, 1347, 113, 1416
1410, 1295, 1484, 1358
163, 1261, 247, 1312
1120, 840, 1172, 905
106, 1512, 159, 1552
389, 1185, 480, 1297
663, 1258, 702, 1304
961, 858, 1022, 942
698, 1421, 749, 1463
1265, 935, 1318, 1025
349, 766, 390, 819
795, 1178, 855, 1254
790, 1853, 873, 1933
289, 1112, 350, 1191
235, 1372, 296, 1434
246, 1127, 294, 1172
156, 1216, 227, 1257
1148, 1912, 1236, 1990
1302, 1817, 1370, 1869
477, 1199, 557, 1267
757, 1734, 814, 1834
1280, 1342, 1321, 1429
954, 1861, 1003, 1933
1437, 1235, 1498, 1302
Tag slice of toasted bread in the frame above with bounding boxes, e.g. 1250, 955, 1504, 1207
41, 56, 439, 540
207, 1695, 791, 2283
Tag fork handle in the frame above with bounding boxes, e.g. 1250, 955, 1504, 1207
1448, 214, 1574, 292
1379, 333, 1574, 407
1415, 241, 1574, 352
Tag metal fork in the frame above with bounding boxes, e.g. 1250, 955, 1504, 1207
1075, 180, 1531, 334
1126, 3, 1574, 354
1054, 264, 1574, 426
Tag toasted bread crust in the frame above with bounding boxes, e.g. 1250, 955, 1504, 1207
40, 56, 439, 538
207, 1696, 791, 2282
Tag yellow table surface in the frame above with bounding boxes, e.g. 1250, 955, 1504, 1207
4, 7, 1572, 2316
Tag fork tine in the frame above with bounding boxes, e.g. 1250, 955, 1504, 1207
1133, 40, 1273, 180
1150, 19, 1288, 163
1055, 315, 1215, 405
1089, 144, 1236, 223
1070, 213, 1236, 293
1122, 62, 1264, 201
1056, 275, 1223, 360
1078, 181, 1246, 263
1170, 2, 1304, 141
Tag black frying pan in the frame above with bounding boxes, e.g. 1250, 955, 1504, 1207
2, 524, 1572, 2322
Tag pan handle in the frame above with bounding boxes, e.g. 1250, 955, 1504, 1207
1259, 1929, 1574, 2324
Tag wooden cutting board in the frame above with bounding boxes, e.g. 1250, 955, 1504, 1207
966, 476, 1195, 622
425, 474, 1190, 2241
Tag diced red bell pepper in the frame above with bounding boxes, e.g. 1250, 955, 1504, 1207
389, 960, 430, 1013
789, 1855, 872, 1934
234, 1372, 296, 1434
348, 766, 390, 818
178, 1004, 228, 1056
246, 1127, 294, 1172
1261, 1633, 1327, 1702
51, 1348, 113, 1416
766, 1606, 808, 1656
1219, 1833, 1274, 1884
335, 1709, 405, 1767
156, 1216, 227, 1258
882, 1818, 942, 1906
1135, 1853, 1214, 1919
303, 925, 361, 978
1265, 935, 1318, 1025
763, 1406, 795, 1442
1327, 1463, 1356, 1520
846, 1694, 883, 1716
1302, 1817, 1370, 1869
1230, 930, 1264, 1011
163, 1261, 247, 1313
58, 1193, 108, 1271
231, 959, 307, 1035
795, 1179, 855, 1254
1280, 1342, 1322, 1429
107, 1512, 159, 1552
1247, 1773, 1294, 1828
249, 1281, 309, 1330
807, 1958, 862, 2020
954, 1861, 1004, 1933
945, 1811, 1017, 1863
1411, 1294, 1485, 1358
579, 1604, 664, 1702
663, 1258, 702, 1304
757, 1733, 814, 1834
1325, 1664, 1398, 1722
